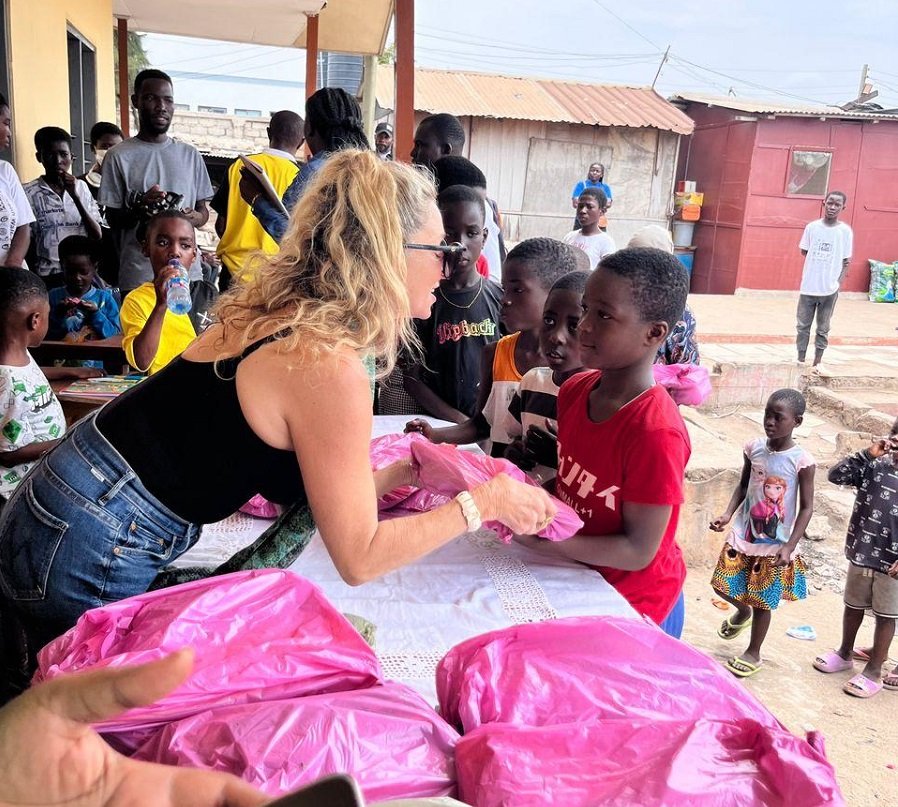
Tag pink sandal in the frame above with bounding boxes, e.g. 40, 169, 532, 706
843, 673, 882, 698
813, 651, 854, 674
884, 669, 898, 691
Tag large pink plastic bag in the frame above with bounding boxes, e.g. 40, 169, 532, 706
133, 681, 460, 801
371, 433, 451, 513
455, 718, 844, 807
409, 440, 582, 542
653, 362, 712, 406
438, 616, 799, 732
35, 570, 383, 750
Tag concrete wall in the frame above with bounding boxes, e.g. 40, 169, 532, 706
168, 110, 275, 158
8, 0, 115, 180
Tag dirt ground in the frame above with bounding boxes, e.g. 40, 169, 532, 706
681, 570, 898, 806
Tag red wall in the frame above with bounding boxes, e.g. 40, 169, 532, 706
679, 107, 755, 293
680, 104, 898, 294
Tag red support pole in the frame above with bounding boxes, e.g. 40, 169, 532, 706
117, 18, 130, 137
394, 0, 415, 163
305, 14, 319, 100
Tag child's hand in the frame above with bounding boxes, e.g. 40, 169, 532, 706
61, 172, 77, 195
77, 299, 98, 313
772, 544, 793, 567
504, 438, 535, 471
404, 418, 435, 441
888, 560, 898, 578
709, 513, 731, 532
869, 436, 898, 458
152, 265, 181, 308
524, 422, 559, 469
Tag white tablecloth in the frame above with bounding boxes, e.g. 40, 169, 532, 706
173, 416, 637, 703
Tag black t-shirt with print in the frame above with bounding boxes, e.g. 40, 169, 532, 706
415, 278, 502, 417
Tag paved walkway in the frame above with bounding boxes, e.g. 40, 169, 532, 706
689, 294, 898, 346
700, 342, 898, 380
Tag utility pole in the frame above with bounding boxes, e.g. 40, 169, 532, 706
841, 63, 878, 110
857, 63, 869, 101
651, 45, 670, 90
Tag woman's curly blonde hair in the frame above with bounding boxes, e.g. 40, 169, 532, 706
214, 149, 437, 374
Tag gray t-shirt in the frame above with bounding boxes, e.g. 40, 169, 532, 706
98, 137, 213, 290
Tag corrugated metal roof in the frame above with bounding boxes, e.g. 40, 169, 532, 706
671, 92, 898, 121
374, 66, 694, 134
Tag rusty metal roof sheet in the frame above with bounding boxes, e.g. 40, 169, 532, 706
671, 92, 898, 121
374, 66, 694, 134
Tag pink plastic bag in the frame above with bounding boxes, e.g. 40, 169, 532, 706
410, 440, 583, 542
133, 682, 460, 801
239, 493, 282, 519
438, 616, 788, 732
439, 617, 844, 806
34, 570, 382, 751
455, 718, 844, 807
371, 433, 450, 513
652, 362, 712, 406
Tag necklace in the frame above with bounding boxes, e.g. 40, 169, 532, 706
439, 276, 484, 309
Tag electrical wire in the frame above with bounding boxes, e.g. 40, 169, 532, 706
668, 55, 831, 105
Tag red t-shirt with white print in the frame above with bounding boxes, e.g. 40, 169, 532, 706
555, 370, 691, 624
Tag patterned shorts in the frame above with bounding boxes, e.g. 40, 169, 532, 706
711, 543, 807, 611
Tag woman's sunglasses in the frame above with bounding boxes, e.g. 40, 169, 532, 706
404, 241, 464, 278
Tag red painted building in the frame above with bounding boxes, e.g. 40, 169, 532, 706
672, 93, 898, 294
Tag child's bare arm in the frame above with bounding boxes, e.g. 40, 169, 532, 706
403, 363, 467, 424
516, 501, 672, 571
774, 464, 816, 566
127, 267, 180, 372
41, 366, 104, 381
406, 341, 497, 444
0, 438, 61, 467
710, 454, 751, 531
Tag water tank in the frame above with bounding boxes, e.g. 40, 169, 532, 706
317, 53, 364, 95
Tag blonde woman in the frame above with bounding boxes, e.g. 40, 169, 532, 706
0, 150, 555, 676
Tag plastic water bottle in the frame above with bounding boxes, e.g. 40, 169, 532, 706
165, 258, 192, 315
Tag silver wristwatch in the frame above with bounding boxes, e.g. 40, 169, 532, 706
455, 490, 482, 533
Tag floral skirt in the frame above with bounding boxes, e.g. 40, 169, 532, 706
711, 543, 807, 611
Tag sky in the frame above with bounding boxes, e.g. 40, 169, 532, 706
143, 0, 898, 113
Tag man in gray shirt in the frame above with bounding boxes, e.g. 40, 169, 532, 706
99, 69, 213, 293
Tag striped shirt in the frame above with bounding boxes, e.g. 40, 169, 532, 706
509, 366, 561, 481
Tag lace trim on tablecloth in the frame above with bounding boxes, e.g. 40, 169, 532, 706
379, 650, 448, 681
478, 551, 558, 623
461, 531, 558, 624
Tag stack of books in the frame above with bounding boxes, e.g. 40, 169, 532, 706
57, 375, 144, 400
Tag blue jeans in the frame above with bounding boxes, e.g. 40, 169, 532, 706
0, 413, 201, 657
659, 590, 686, 639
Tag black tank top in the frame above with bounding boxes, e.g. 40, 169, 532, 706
96, 334, 304, 524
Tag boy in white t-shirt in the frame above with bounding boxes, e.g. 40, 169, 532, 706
796, 191, 853, 369
562, 187, 616, 270
0, 268, 100, 502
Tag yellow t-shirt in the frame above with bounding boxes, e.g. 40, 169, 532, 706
216, 151, 299, 282
121, 283, 196, 375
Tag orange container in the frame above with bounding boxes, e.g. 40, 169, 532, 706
677, 204, 701, 222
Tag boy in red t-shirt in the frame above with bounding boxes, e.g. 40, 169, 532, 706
515, 247, 692, 636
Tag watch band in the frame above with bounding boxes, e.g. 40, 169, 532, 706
455, 490, 482, 533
